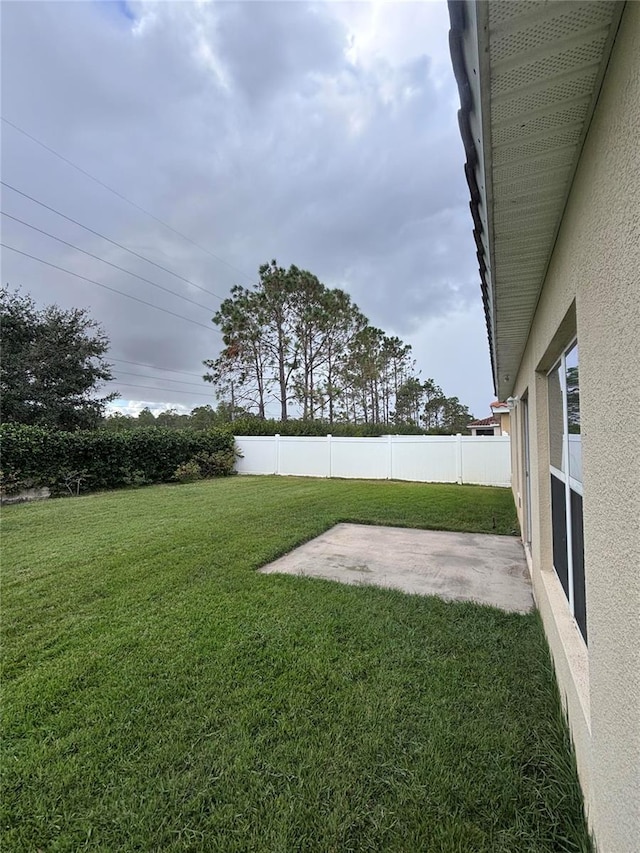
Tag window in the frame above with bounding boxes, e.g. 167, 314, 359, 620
521, 393, 532, 549
548, 341, 586, 643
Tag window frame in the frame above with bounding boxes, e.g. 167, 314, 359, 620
547, 337, 585, 639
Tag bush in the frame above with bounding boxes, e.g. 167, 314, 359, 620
173, 447, 237, 484
191, 449, 237, 478
0, 424, 238, 496
229, 417, 427, 437
173, 460, 202, 483
0, 468, 26, 497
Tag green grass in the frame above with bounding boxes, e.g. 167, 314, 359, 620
2, 476, 590, 852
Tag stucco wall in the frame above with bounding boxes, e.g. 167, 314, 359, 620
510, 4, 640, 851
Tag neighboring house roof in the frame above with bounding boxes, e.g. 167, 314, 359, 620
448, 0, 624, 397
468, 416, 499, 428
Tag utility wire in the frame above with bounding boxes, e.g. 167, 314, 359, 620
110, 358, 206, 379
1, 181, 227, 302
2, 211, 217, 313
116, 370, 208, 389
1, 116, 256, 284
1, 243, 215, 332
109, 382, 214, 398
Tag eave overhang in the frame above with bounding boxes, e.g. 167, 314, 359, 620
448, 0, 624, 396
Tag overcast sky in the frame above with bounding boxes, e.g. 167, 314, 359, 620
1, 0, 494, 420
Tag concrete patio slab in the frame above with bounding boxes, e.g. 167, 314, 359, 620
260, 523, 533, 613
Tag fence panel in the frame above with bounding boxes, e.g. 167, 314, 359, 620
235, 436, 278, 474
460, 436, 511, 486
278, 437, 330, 477
330, 437, 389, 479
234, 434, 511, 486
391, 435, 459, 483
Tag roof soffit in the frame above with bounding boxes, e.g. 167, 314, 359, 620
448, 0, 624, 395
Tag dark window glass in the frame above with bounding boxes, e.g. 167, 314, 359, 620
551, 474, 569, 599
571, 490, 587, 643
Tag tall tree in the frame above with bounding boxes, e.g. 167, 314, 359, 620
338, 326, 386, 423
259, 261, 298, 421
0, 287, 117, 430
290, 278, 366, 422
203, 285, 272, 419
290, 267, 329, 420
395, 377, 424, 426
438, 396, 473, 433
422, 378, 446, 431
204, 262, 474, 429
380, 337, 414, 424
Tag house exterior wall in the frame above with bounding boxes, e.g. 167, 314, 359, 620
470, 425, 499, 436
509, 5, 640, 851
497, 412, 510, 435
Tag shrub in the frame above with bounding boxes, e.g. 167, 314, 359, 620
229, 417, 427, 437
0, 468, 27, 497
0, 424, 238, 495
191, 449, 237, 478
173, 460, 202, 483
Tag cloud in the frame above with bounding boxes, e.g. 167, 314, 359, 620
1, 0, 492, 420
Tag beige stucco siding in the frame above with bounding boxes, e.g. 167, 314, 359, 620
509, 4, 640, 851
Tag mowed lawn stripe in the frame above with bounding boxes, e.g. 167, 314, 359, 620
1, 477, 590, 852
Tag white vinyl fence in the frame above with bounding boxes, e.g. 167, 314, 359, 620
234, 434, 511, 487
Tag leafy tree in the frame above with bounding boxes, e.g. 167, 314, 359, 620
155, 408, 189, 429
437, 396, 473, 433
380, 336, 414, 425
189, 405, 218, 430
208, 401, 253, 424
204, 285, 272, 419
395, 377, 424, 426
291, 280, 366, 422
204, 262, 474, 429
422, 378, 446, 431
136, 407, 156, 426
102, 412, 136, 432
206, 262, 366, 422
338, 326, 385, 423
0, 287, 117, 430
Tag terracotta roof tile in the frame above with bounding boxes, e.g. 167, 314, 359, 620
468, 416, 499, 428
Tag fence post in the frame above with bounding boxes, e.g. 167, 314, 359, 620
275, 433, 280, 475
387, 433, 393, 479
327, 434, 332, 478
455, 433, 463, 484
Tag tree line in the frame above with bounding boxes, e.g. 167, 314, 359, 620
204, 261, 473, 432
1, 276, 475, 435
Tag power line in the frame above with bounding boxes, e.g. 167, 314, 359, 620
109, 382, 214, 398
110, 358, 206, 379
1, 243, 215, 332
115, 370, 207, 389
1, 116, 256, 284
1, 181, 227, 302
2, 211, 217, 314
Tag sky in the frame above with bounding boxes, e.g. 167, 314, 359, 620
0, 0, 494, 420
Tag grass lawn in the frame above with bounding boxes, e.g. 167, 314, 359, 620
2, 476, 590, 852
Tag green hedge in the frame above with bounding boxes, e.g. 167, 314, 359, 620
229, 418, 428, 437
0, 424, 237, 495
